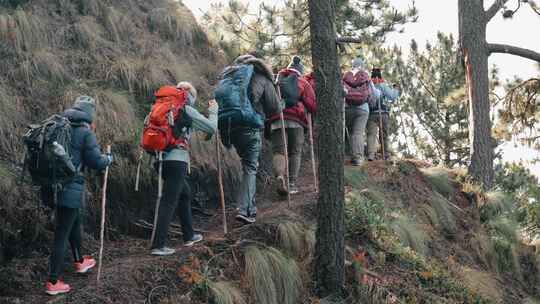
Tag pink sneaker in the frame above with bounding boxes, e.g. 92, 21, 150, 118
45, 280, 71, 295
74, 256, 96, 274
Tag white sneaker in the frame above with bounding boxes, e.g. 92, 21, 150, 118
184, 234, 203, 247
151, 247, 176, 256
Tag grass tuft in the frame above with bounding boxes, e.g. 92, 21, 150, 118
390, 216, 429, 255
421, 167, 455, 198
276, 221, 314, 259
244, 246, 302, 304
429, 193, 458, 236
208, 281, 246, 304
480, 191, 513, 222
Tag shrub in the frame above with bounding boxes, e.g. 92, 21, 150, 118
345, 191, 387, 240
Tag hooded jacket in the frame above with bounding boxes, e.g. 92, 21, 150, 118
268, 68, 317, 127
233, 55, 281, 122
58, 107, 110, 208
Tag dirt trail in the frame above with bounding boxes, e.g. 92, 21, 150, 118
10, 162, 319, 304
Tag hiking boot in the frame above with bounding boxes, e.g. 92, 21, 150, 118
367, 153, 376, 161
236, 213, 256, 224
151, 247, 176, 256
351, 158, 362, 166
74, 256, 96, 274
184, 234, 203, 247
276, 176, 288, 196
45, 280, 71, 296
289, 183, 299, 194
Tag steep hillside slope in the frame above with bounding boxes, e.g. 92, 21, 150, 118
0, 0, 241, 263
2, 160, 539, 303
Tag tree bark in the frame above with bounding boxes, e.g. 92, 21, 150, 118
459, 0, 495, 188
308, 0, 345, 298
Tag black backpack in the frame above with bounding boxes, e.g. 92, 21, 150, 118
279, 73, 301, 108
23, 114, 78, 187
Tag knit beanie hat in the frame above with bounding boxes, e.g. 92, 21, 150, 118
288, 55, 304, 74
177, 81, 197, 101
371, 68, 383, 79
351, 57, 365, 69
73, 95, 96, 121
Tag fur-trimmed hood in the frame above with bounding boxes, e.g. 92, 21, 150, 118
233, 55, 274, 81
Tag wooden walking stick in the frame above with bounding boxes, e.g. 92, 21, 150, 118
134, 149, 143, 192
149, 152, 163, 248
97, 145, 111, 285
377, 98, 386, 161
215, 132, 228, 235
307, 113, 318, 193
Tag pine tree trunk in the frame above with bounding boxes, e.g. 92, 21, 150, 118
308, 0, 345, 297
458, 0, 494, 188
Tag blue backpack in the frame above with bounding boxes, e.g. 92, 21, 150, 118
214, 65, 264, 138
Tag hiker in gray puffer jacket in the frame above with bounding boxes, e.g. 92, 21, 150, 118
45, 96, 112, 296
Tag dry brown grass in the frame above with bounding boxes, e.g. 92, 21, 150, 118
0, 9, 45, 54
244, 246, 303, 304
208, 281, 246, 304
0, 80, 25, 156
103, 6, 135, 44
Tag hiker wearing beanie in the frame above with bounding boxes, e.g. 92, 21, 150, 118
343, 58, 381, 165
214, 54, 281, 225
268, 56, 316, 195
150, 82, 218, 255
367, 68, 400, 161
45, 95, 113, 295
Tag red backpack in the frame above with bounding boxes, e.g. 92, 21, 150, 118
141, 86, 188, 153
343, 70, 372, 106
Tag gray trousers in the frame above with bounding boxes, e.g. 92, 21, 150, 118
367, 113, 390, 157
230, 129, 261, 217
346, 108, 369, 160
271, 127, 305, 184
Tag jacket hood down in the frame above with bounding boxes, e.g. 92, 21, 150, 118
234, 54, 275, 81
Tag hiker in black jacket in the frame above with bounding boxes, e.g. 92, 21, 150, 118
45, 96, 112, 296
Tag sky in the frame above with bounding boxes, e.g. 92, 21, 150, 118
182, 0, 540, 176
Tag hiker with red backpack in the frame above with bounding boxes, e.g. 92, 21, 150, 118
141, 82, 218, 255
23, 96, 112, 295
343, 58, 381, 166
269, 56, 316, 195
214, 53, 281, 224
367, 68, 401, 161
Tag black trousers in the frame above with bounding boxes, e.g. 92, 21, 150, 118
152, 161, 194, 248
49, 207, 82, 282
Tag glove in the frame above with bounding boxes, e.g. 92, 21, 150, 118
104, 152, 113, 166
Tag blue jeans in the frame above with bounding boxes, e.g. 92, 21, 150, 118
230, 129, 261, 217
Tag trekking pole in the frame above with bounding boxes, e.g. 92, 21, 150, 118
307, 113, 318, 193
280, 111, 291, 207
149, 152, 163, 248
275, 74, 291, 207
97, 145, 111, 286
215, 132, 228, 235
377, 98, 386, 161
135, 149, 143, 192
